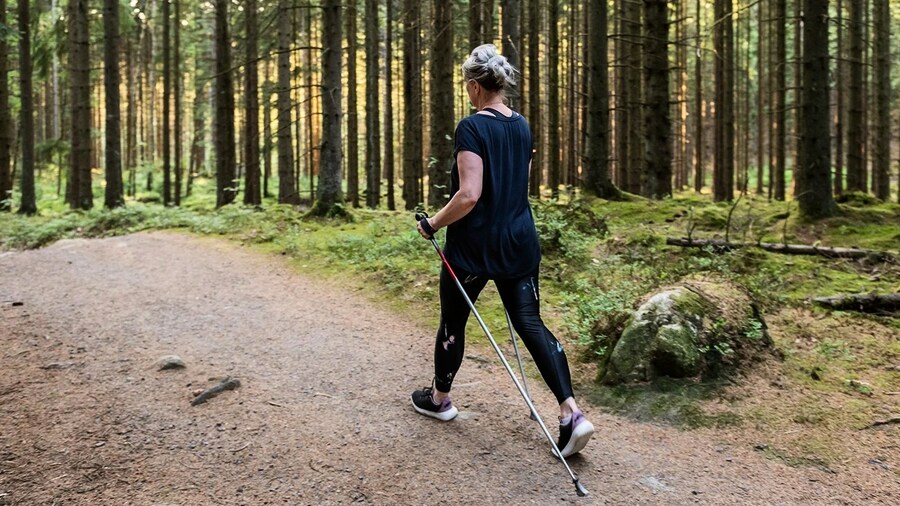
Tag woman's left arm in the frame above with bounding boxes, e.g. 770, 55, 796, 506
417, 151, 483, 238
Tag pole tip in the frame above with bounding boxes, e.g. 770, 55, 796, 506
574, 478, 589, 497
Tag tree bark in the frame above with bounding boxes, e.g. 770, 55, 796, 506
17, 0, 36, 214
470, 0, 484, 50
126, 26, 138, 197
871, 0, 890, 200
262, 57, 272, 199
243, 0, 260, 205
666, 238, 894, 262
162, 0, 172, 205
365, 0, 381, 208
501, 0, 520, 98
214, 0, 236, 207
68, 0, 92, 210
813, 293, 900, 314
547, 0, 560, 199
428, 0, 454, 208
173, 0, 183, 205
755, 0, 765, 195
528, 0, 541, 197
847, 0, 864, 192
584, 0, 618, 199
773, 0, 786, 200
693, 0, 703, 192
402, 0, 422, 210
796, 0, 836, 219
642, 0, 671, 199
313, 0, 343, 214
624, 0, 643, 194
713, 0, 734, 202
103, 0, 124, 209
834, 0, 844, 196
276, 0, 298, 204
0, 0, 11, 211
384, 0, 395, 210
346, 1, 359, 208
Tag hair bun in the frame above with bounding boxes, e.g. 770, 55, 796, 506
462, 44, 518, 92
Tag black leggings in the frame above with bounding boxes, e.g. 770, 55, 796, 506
433, 263, 575, 404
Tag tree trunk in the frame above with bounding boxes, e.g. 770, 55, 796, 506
755, 0, 765, 194
17, 0, 36, 214
796, 0, 836, 219
584, 0, 618, 199
846, 0, 864, 192
243, 0, 260, 205
103, 0, 124, 209
624, 0, 643, 194
313, 0, 343, 213
126, 28, 138, 197
834, 0, 844, 196
276, 0, 297, 204
871, 0, 890, 200
365, 0, 381, 208
713, 0, 734, 202
693, 0, 703, 192
501, 0, 520, 102
642, 0, 671, 199
173, 0, 183, 205
68, 0, 92, 210
528, 0, 541, 197
384, 0, 395, 210
547, 0, 560, 199
214, 0, 236, 207
0, 0, 11, 211
470, 0, 484, 50
162, 0, 172, 205
428, 0, 454, 208
262, 57, 271, 199
402, 0, 422, 210
773, 0, 786, 200
792, 0, 802, 194
346, 1, 360, 207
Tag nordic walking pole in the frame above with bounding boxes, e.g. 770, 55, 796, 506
416, 212, 589, 497
505, 309, 538, 421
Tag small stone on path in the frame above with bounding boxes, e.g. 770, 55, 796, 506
157, 355, 186, 370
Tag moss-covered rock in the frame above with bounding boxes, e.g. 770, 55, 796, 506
600, 279, 772, 385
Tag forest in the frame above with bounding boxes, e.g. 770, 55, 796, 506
0, 0, 898, 215
0, 1, 899, 503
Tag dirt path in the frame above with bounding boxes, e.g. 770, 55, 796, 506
0, 231, 895, 505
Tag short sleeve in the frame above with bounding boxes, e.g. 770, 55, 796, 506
453, 118, 482, 158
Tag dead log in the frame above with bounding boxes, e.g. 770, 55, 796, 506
191, 376, 241, 406
865, 416, 900, 429
812, 293, 900, 314
665, 238, 896, 262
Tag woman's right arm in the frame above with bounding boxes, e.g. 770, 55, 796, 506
416, 151, 483, 238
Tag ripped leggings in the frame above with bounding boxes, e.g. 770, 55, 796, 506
433, 264, 575, 404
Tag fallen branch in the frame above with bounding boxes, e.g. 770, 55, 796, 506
665, 238, 896, 262
812, 293, 900, 314
191, 377, 241, 406
865, 416, 900, 429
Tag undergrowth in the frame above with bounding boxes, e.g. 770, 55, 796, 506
1, 174, 898, 435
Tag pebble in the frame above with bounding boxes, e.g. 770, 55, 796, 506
157, 355, 186, 370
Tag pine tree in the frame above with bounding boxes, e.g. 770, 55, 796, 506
18, 0, 36, 213
214, 0, 236, 207
243, 0, 260, 205
313, 0, 344, 213
428, 0, 453, 207
584, 0, 619, 199
642, 0, 671, 199
68, 0, 93, 210
871, 0, 890, 200
365, 0, 381, 208
0, 0, 11, 211
276, 0, 298, 204
795, 0, 836, 218
103, 0, 124, 209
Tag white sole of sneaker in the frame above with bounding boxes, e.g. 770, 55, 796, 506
411, 398, 459, 421
555, 420, 594, 458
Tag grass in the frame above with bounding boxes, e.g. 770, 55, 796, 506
2, 171, 899, 446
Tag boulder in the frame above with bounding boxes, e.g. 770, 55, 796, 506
601, 279, 771, 385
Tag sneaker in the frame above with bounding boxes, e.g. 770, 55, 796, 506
554, 411, 594, 458
410, 386, 458, 421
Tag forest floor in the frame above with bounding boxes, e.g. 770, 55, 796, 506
0, 231, 897, 505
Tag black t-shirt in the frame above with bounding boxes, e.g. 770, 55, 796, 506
443, 108, 541, 278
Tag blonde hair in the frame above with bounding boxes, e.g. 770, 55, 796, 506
462, 44, 517, 92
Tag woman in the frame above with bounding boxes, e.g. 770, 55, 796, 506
411, 44, 594, 458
